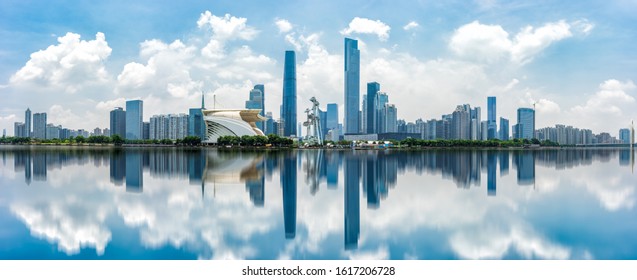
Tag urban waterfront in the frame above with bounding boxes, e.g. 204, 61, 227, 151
0, 146, 636, 260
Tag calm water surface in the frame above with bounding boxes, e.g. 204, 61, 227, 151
0, 146, 636, 260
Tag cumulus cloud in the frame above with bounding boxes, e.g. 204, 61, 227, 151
450, 20, 587, 65
196, 11, 258, 41
10, 32, 112, 93
275, 19, 293, 33
403, 21, 419, 31
341, 17, 391, 41
569, 79, 635, 132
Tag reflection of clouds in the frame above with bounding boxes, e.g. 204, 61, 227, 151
449, 223, 570, 259
11, 202, 111, 255
345, 245, 389, 260
563, 164, 635, 211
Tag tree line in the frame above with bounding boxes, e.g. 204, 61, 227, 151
0, 135, 202, 146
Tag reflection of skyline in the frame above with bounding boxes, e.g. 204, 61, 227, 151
1, 147, 636, 259
344, 153, 360, 250
281, 151, 297, 239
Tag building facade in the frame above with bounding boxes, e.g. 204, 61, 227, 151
516, 108, 535, 140
487, 96, 497, 139
282, 51, 297, 137
344, 38, 360, 134
110, 107, 126, 138
125, 100, 143, 140
33, 112, 47, 139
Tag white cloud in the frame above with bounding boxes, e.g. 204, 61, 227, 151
196, 11, 258, 42
275, 19, 293, 33
403, 21, 419, 31
569, 79, 635, 132
341, 17, 391, 41
10, 32, 112, 93
450, 20, 579, 65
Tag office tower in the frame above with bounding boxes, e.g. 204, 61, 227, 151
384, 104, 397, 133
142, 122, 150, 140
326, 103, 339, 133
110, 107, 126, 138
619, 128, 630, 144
366, 82, 380, 133
188, 92, 206, 140
125, 100, 143, 140
264, 112, 274, 135
470, 107, 481, 140
516, 108, 535, 140
24, 108, 31, 137
487, 96, 497, 139
246, 85, 265, 131
14, 122, 25, 137
499, 117, 510, 140
45, 124, 60, 139
344, 38, 360, 134
32, 112, 47, 139
451, 105, 470, 139
282, 50, 297, 137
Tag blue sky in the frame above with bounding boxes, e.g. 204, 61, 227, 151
1, 0, 636, 136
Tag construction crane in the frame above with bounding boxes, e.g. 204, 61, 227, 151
302, 97, 324, 146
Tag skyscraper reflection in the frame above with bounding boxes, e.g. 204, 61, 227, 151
281, 152, 297, 239
125, 150, 143, 193
32, 152, 46, 181
499, 151, 509, 176
515, 151, 535, 186
487, 151, 497, 196
344, 152, 360, 250
110, 149, 125, 186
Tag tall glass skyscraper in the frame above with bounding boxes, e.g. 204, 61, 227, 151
499, 117, 510, 140
282, 51, 297, 137
366, 82, 380, 133
516, 108, 535, 140
125, 100, 143, 140
24, 108, 31, 137
32, 112, 47, 139
487, 96, 497, 139
344, 38, 360, 134
110, 107, 126, 138
188, 92, 206, 140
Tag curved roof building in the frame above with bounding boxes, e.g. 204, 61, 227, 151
202, 109, 267, 143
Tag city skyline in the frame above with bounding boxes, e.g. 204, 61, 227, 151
1, 1, 636, 136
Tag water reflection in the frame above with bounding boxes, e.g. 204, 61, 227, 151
0, 146, 636, 259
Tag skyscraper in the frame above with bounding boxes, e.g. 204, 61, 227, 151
344, 38, 360, 134
25, 108, 31, 137
32, 112, 47, 139
282, 50, 297, 137
366, 82, 380, 133
125, 100, 143, 140
246, 85, 265, 132
384, 104, 398, 133
516, 108, 535, 140
254, 84, 265, 118
188, 92, 206, 140
110, 107, 126, 138
619, 128, 630, 144
487, 96, 497, 139
14, 122, 25, 137
499, 117, 510, 140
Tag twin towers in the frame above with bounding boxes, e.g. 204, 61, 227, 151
279, 38, 360, 138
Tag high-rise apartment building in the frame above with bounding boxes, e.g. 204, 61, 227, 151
344, 38, 360, 134
110, 107, 126, 138
487, 96, 497, 139
33, 112, 47, 139
282, 50, 297, 137
384, 104, 397, 133
14, 122, 25, 137
125, 100, 143, 140
516, 108, 535, 140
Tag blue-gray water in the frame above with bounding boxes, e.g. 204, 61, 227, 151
0, 146, 636, 260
